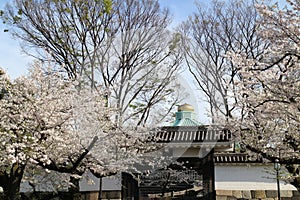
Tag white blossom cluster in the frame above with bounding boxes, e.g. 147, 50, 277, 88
226, 0, 300, 188
0, 63, 165, 190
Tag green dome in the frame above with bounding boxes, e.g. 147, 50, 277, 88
171, 104, 201, 126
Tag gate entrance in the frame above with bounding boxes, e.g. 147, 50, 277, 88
122, 123, 231, 200
138, 150, 215, 200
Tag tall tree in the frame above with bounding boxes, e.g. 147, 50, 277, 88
3, 0, 182, 127
180, 0, 268, 123
4, 0, 113, 80
228, 0, 300, 191
102, 0, 182, 126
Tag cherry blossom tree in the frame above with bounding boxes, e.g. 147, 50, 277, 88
227, 0, 300, 191
1, 1, 180, 198
0, 63, 165, 199
0, 64, 108, 199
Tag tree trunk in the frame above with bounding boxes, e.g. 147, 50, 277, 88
285, 164, 300, 192
68, 176, 81, 200
161, 172, 171, 197
0, 172, 8, 191
1, 163, 25, 200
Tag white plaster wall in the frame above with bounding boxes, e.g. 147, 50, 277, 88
215, 165, 296, 190
80, 172, 121, 192
20, 171, 121, 192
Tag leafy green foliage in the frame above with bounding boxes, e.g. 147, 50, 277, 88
103, 0, 112, 14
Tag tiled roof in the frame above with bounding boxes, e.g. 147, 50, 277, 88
153, 126, 232, 143
214, 153, 263, 163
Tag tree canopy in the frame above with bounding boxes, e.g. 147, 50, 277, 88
181, 0, 300, 190
2, 0, 182, 127
181, 0, 268, 123
227, 0, 300, 190
0, 64, 166, 199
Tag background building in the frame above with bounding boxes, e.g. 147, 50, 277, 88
135, 104, 299, 200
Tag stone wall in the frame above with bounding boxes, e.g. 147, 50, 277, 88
216, 190, 300, 200
79, 191, 121, 200
0, 191, 122, 200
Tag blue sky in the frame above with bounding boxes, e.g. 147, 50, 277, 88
0, 0, 199, 79
0, 0, 32, 79
0, 0, 287, 79
0, 0, 287, 123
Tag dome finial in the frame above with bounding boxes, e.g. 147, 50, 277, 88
178, 103, 194, 112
